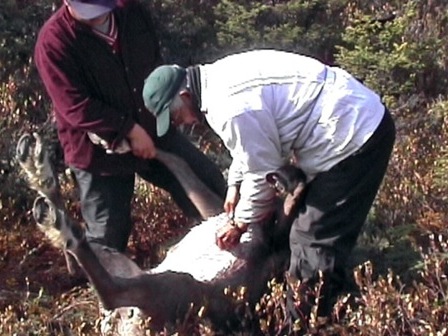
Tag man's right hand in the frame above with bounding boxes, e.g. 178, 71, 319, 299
127, 124, 156, 159
215, 220, 247, 250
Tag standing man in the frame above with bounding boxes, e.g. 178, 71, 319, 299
34, 0, 226, 252
142, 49, 395, 324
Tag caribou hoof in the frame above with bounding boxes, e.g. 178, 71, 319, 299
32, 196, 85, 250
33, 196, 57, 227
32, 196, 66, 248
16, 132, 59, 201
16, 133, 33, 164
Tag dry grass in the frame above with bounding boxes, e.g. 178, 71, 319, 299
1, 0, 448, 334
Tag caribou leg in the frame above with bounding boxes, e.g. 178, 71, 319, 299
32, 195, 227, 328
86, 131, 225, 218
154, 150, 224, 219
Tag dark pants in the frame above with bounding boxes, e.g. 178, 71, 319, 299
71, 130, 226, 252
287, 109, 396, 321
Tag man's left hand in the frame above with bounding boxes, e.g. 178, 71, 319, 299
216, 220, 248, 250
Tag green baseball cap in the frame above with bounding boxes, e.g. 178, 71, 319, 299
142, 65, 187, 137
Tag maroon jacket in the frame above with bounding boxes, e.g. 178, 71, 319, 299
34, 0, 162, 174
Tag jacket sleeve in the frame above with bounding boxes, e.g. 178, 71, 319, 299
227, 159, 243, 187
34, 28, 135, 139
220, 110, 286, 224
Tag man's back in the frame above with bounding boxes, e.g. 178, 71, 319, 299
201, 49, 385, 178
203, 49, 327, 95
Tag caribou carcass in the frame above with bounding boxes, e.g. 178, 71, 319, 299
15, 132, 306, 334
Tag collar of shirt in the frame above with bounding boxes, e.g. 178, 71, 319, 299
198, 64, 209, 114
92, 13, 117, 47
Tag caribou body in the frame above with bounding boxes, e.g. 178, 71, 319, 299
16, 132, 305, 334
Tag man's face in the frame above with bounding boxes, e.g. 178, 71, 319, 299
65, 1, 111, 27
171, 94, 200, 128
81, 13, 110, 26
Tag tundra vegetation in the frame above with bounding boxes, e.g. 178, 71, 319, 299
0, 0, 447, 335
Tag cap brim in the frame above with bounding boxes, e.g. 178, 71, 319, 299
156, 107, 171, 137
69, 2, 115, 20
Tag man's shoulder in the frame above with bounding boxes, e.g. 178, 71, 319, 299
37, 7, 72, 46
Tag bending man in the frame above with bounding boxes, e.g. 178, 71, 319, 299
142, 49, 396, 322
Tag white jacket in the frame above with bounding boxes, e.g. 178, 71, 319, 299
199, 49, 385, 224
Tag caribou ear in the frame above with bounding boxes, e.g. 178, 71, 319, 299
266, 165, 307, 195
265, 171, 288, 194
265, 171, 278, 185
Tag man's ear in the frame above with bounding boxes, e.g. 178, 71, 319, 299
179, 90, 191, 99
178, 90, 194, 109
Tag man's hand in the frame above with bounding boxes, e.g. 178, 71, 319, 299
224, 185, 240, 217
215, 220, 248, 250
127, 124, 156, 159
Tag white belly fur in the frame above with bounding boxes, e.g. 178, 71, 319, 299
151, 213, 262, 282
